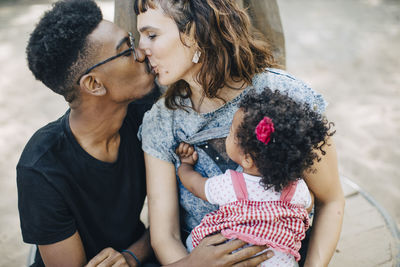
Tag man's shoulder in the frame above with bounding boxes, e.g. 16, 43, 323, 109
18, 114, 67, 169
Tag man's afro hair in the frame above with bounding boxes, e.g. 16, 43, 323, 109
26, 0, 102, 102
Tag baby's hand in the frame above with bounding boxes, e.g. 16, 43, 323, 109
176, 142, 198, 166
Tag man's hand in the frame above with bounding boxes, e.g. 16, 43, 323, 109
181, 234, 274, 267
176, 142, 198, 165
85, 247, 131, 267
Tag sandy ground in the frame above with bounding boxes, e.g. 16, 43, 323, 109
279, 0, 400, 225
0, 0, 398, 266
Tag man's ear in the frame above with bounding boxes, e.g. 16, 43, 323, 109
79, 74, 106, 96
241, 153, 255, 170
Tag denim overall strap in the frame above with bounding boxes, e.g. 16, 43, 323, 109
179, 126, 230, 145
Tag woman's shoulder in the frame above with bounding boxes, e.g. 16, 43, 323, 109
139, 97, 170, 133
138, 97, 178, 162
141, 97, 177, 125
146, 96, 171, 114
252, 68, 310, 92
251, 68, 327, 114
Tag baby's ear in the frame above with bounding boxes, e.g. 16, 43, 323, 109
241, 153, 255, 169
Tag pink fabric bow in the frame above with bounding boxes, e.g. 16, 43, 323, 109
255, 117, 275, 144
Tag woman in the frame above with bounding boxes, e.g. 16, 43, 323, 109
135, 0, 345, 266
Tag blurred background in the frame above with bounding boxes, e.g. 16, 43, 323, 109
0, 0, 399, 266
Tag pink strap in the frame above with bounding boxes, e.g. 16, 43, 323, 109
230, 170, 248, 201
280, 182, 297, 202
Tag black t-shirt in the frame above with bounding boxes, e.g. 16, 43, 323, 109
17, 96, 157, 266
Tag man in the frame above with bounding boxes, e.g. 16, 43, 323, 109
18, 0, 273, 266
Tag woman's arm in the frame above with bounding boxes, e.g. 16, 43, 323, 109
168, 233, 274, 267
144, 153, 188, 264
303, 138, 345, 267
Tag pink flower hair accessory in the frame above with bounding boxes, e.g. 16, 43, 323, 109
255, 117, 275, 144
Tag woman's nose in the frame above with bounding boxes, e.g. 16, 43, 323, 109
138, 39, 151, 56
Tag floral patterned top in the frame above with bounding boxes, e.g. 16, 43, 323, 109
138, 68, 326, 235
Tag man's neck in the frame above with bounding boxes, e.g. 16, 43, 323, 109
69, 101, 128, 163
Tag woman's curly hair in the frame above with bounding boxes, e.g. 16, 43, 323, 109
134, 0, 277, 110
237, 89, 335, 192
26, 0, 102, 103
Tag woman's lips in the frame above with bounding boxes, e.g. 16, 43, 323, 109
144, 58, 153, 74
145, 57, 157, 75
146, 58, 158, 75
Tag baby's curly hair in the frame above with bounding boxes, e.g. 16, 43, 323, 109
237, 89, 334, 192
26, 0, 102, 103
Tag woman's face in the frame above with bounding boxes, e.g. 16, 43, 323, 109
137, 7, 198, 86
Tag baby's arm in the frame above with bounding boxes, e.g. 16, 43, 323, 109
176, 142, 207, 201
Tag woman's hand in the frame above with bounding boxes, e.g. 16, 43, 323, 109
169, 234, 274, 267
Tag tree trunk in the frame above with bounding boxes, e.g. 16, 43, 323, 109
114, 0, 138, 40
241, 0, 286, 68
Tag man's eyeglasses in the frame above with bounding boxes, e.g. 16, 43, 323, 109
76, 32, 137, 85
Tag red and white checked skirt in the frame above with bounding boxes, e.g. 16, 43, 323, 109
191, 171, 310, 261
